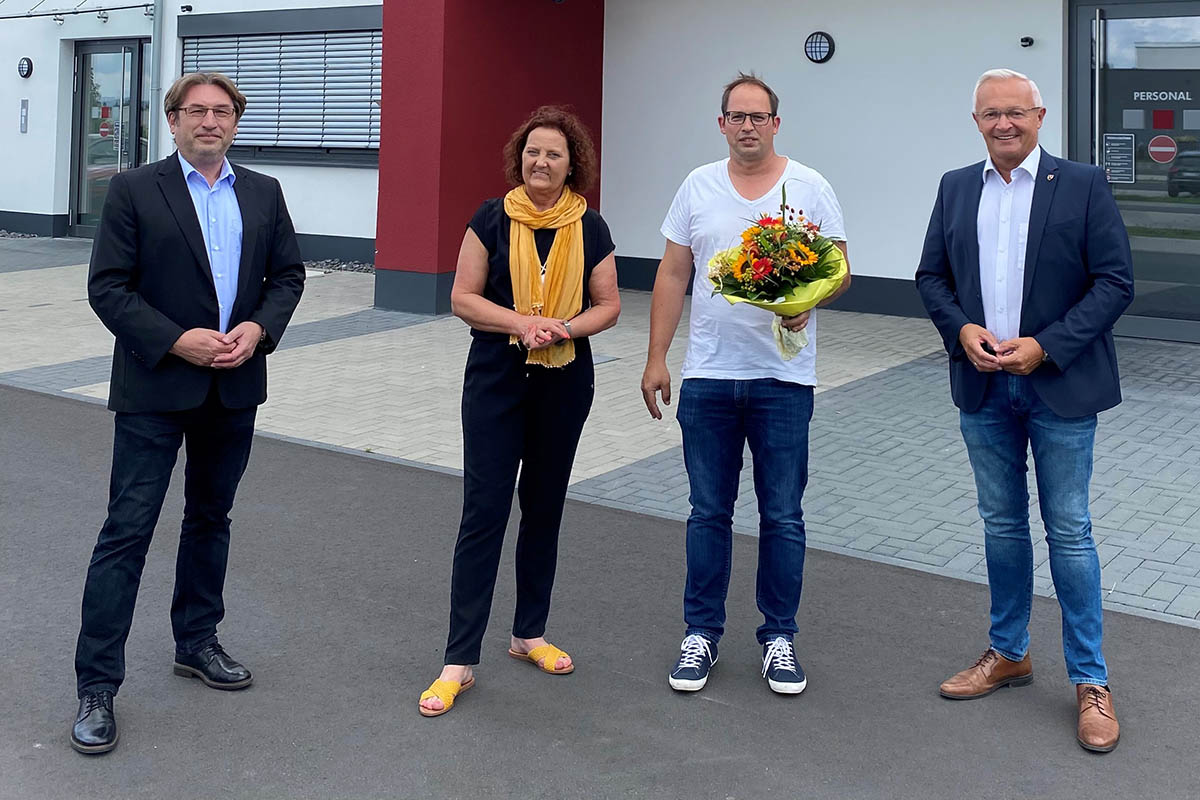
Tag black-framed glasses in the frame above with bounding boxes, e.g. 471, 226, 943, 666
724, 110, 774, 127
974, 106, 1041, 123
177, 105, 236, 120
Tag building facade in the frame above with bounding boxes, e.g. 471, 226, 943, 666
0, 0, 380, 261
2, 0, 1198, 342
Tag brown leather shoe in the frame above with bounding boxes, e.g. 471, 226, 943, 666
939, 649, 1033, 699
1076, 684, 1119, 752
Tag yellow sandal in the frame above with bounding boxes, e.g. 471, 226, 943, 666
507, 643, 575, 674
418, 676, 475, 717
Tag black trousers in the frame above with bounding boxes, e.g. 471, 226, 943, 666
444, 337, 595, 665
75, 385, 256, 696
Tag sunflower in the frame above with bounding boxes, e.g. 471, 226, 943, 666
732, 250, 751, 280
787, 243, 818, 268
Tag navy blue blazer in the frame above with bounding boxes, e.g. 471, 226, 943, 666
915, 149, 1134, 418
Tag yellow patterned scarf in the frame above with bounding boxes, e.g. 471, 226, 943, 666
504, 185, 587, 368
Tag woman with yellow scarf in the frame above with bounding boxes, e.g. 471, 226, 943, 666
419, 107, 620, 717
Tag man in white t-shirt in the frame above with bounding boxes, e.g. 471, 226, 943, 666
640, 73, 851, 696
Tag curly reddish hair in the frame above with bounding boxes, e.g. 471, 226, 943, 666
502, 106, 598, 193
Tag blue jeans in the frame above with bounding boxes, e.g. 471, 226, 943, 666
677, 378, 813, 645
959, 373, 1107, 685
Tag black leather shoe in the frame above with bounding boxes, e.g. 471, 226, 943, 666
71, 691, 117, 754
173, 642, 253, 690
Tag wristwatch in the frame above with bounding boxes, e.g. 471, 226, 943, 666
1041, 348, 1054, 366
563, 319, 573, 339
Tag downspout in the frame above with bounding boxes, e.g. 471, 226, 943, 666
147, 0, 164, 159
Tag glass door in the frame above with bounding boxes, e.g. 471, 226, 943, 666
70, 40, 150, 237
1074, 1, 1200, 342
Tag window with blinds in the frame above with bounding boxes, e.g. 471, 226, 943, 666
182, 30, 382, 156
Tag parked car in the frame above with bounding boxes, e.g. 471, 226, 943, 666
1166, 151, 1200, 197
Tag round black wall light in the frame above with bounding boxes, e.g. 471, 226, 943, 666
804, 32, 835, 64
18, 57, 33, 78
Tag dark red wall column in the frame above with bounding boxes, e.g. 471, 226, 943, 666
375, 0, 605, 313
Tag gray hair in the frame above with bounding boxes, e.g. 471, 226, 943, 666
972, 69, 1043, 110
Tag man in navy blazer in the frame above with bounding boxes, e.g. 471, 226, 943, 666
71, 73, 304, 754
916, 69, 1132, 753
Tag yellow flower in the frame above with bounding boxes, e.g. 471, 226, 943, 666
732, 251, 750, 279
788, 243, 818, 267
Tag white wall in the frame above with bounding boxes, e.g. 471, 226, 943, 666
253, 165, 378, 238
601, 0, 1068, 282
0, 0, 379, 243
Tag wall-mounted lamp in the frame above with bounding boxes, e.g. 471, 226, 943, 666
97, 10, 109, 22
52, 14, 64, 24
1020, 36, 1034, 48
180, 4, 193, 11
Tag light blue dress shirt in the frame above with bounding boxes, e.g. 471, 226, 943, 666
179, 153, 243, 333
977, 146, 1040, 343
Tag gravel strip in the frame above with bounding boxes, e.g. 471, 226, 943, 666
304, 259, 374, 274
0, 230, 41, 239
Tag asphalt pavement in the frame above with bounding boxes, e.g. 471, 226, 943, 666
2, 384, 1198, 799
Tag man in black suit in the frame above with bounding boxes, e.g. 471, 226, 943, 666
916, 69, 1133, 753
71, 72, 305, 754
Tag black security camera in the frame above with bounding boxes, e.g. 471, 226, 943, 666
180, 4, 192, 11
1020, 36, 1034, 47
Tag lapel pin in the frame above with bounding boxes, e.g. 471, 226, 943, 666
1048, 174, 1055, 181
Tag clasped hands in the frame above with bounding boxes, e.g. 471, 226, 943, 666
959, 323, 1044, 376
517, 315, 570, 350
169, 321, 263, 369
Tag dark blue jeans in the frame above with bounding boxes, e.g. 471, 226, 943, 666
75, 390, 256, 697
677, 378, 814, 645
959, 373, 1107, 685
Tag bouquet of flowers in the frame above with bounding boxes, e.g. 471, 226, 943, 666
707, 182, 847, 359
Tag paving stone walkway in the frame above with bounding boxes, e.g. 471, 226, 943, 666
3, 237, 1198, 627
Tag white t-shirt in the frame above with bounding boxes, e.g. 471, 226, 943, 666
661, 157, 846, 386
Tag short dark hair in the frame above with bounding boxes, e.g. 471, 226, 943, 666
164, 72, 247, 121
502, 106, 598, 192
721, 72, 779, 116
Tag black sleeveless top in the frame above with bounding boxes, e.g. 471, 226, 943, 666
466, 198, 615, 341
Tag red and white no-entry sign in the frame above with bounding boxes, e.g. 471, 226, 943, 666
1148, 134, 1177, 164
98, 119, 112, 138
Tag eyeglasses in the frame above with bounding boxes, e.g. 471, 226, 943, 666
723, 110, 775, 127
974, 106, 1041, 123
176, 105, 236, 120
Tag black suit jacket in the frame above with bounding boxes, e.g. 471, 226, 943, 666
915, 150, 1134, 418
88, 154, 306, 413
